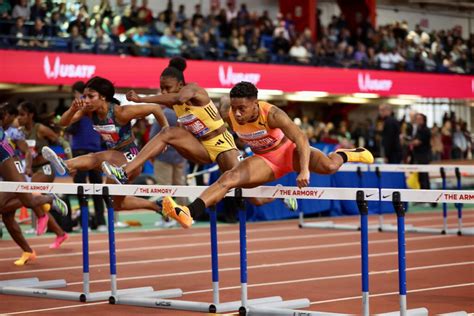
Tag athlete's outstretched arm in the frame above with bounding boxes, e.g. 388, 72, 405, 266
267, 106, 310, 188
116, 104, 169, 129
126, 84, 210, 107
59, 99, 85, 126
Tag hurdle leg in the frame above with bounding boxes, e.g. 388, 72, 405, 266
390, 192, 429, 316
209, 206, 220, 304
440, 167, 448, 234
237, 189, 248, 306
78, 186, 91, 300
376, 167, 385, 232
455, 168, 463, 235
357, 191, 369, 316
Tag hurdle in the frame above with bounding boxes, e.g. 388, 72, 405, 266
100, 184, 292, 313
377, 165, 474, 236
298, 164, 389, 232
0, 182, 154, 302
378, 189, 472, 316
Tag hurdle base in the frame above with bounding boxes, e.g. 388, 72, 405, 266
210, 296, 283, 313
115, 296, 211, 312
0, 278, 41, 288
300, 221, 384, 232
239, 298, 348, 316
438, 311, 468, 316
376, 307, 429, 316
381, 225, 474, 236
82, 286, 155, 302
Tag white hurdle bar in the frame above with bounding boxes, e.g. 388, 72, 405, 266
2, 182, 468, 314
299, 164, 474, 235
0, 183, 162, 302
96, 184, 379, 314
381, 188, 474, 236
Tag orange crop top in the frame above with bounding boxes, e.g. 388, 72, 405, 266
228, 101, 285, 153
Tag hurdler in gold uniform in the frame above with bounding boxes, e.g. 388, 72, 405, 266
101, 57, 243, 228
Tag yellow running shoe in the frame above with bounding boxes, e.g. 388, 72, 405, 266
162, 197, 193, 229
14, 251, 37, 266
337, 147, 374, 164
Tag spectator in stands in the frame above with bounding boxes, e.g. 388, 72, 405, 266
289, 37, 310, 64
0, 0, 11, 19
93, 26, 112, 53
29, 17, 48, 48
12, 0, 29, 20
159, 27, 183, 56
9, 16, 28, 47
272, 30, 290, 62
67, 12, 86, 37
68, 24, 86, 52
430, 125, 443, 161
379, 103, 402, 163
30, 0, 46, 22
411, 113, 431, 190
452, 122, 468, 159
440, 119, 453, 160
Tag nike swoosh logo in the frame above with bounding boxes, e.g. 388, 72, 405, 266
95, 189, 102, 193
382, 195, 391, 199
366, 194, 375, 198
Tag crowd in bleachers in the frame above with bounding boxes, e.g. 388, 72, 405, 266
0, 0, 472, 74
296, 110, 473, 164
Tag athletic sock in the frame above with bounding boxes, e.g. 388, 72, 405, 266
187, 198, 206, 216
336, 151, 348, 163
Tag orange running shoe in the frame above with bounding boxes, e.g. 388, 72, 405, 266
14, 251, 37, 266
162, 197, 193, 229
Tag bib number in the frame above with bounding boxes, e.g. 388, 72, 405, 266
124, 151, 136, 162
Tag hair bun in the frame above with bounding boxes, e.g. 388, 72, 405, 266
168, 57, 187, 72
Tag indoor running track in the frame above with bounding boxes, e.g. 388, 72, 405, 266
0, 210, 473, 315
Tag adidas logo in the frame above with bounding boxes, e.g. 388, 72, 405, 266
215, 139, 224, 146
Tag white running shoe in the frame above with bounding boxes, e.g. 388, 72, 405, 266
41, 147, 67, 176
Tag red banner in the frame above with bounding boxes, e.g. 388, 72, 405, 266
1, 49, 473, 98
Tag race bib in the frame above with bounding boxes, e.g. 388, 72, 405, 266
14, 161, 24, 174
42, 164, 52, 175
93, 124, 120, 145
124, 151, 136, 162
178, 114, 209, 137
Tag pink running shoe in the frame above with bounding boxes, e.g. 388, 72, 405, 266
49, 233, 69, 249
36, 214, 49, 236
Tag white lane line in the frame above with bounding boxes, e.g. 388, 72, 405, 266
65, 245, 472, 286
4, 273, 473, 315
0, 231, 360, 262
0, 224, 304, 250
0, 233, 465, 277
309, 282, 474, 305
184, 261, 474, 295
4, 301, 108, 315
2, 212, 473, 251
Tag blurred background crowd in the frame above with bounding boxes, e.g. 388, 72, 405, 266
0, 0, 473, 73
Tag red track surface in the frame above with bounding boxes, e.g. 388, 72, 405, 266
1, 211, 473, 315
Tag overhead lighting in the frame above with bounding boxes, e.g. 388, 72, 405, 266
285, 94, 320, 102
387, 98, 414, 105
352, 93, 379, 98
397, 94, 421, 100
259, 89, 284, 96
207, 88, 231, 94
338, 96, 370, 104
294, 91, 329, 97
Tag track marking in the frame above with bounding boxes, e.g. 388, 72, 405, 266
66, 245, 473, 285
0, 231, 360, 262
309, 282, 474, 305
1, 234, 468, 277
4, 277, 473, 315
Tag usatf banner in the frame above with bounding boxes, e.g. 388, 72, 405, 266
1, 49, 473, 98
